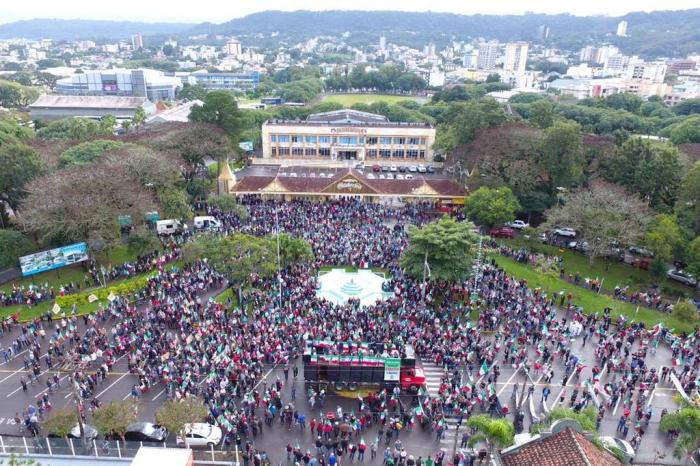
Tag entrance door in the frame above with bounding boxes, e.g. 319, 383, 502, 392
339, 151, 357, 160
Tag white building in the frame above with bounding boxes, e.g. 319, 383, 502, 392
55, 68, 182, 101
225, 39, 241, 56
616, 20, 628, 37
503, 41, 529, 73
428, 68, 445, 87
379, 36, 386, 50
625, 60, 666, 82
604, 55, 629, 74
462, 51, 478, 69
478, 41, 500, 70
131, 33, 143, 49
566, 63, 594, 79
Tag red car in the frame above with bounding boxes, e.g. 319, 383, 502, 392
372, 164, 381, 172
490, 226, 515, 238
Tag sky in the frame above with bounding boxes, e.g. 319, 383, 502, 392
1, 0, 698, 24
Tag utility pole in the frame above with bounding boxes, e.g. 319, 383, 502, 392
452, 421, 460, 460
70, 375, 86, 447
421, 251, 429, 309
275, 204, 282, 311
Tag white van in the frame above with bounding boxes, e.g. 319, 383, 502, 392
194, 216, 221, 231
156, 219, 182, 236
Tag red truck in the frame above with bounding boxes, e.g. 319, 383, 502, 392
302, 341, 425, 393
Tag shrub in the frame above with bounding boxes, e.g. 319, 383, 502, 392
0, 230, 37, 269
56, 276, 148, 307
672, 301, 699, 324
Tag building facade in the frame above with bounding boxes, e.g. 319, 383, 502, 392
188, 71, 261, 91
261, 110, 437, 163
477, 41, 500, 70
503, 41, 529, 73
55, 69, 181, 101
29, 95, 155, 121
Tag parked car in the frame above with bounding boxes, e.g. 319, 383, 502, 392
124, 422, 168, 443
355, 163, 364, 170
398, 165, 407, 173
408, 165, 418, 173
390, 164, 398, 172
554, 227, 576, 237
667, 269, 698, 287
366, 173, 376, 179
372, 164, 381, 173
381, 165, 390, 172
567, 241, 589, 253
506, 220, 530, 230
48, 423, 99, 442
599, 436, 635, 463
396, 174, 405, 180
418, 164, 427, 173
426, 165, 436, 174
176, 423, 222, 448
489, 227, 515, 238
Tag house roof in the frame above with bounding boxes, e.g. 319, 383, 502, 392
307, 109, 389, 124
29, 95, 149, 109
501, 428, 622, 466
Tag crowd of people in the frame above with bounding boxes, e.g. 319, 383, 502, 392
0, 197, 697, 466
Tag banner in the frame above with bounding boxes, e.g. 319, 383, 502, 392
384, 358, 401, 382
88, 294, 99, 303
19, 242, 89, 277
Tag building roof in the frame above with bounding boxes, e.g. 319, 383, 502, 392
30, 95, 149, 109
307, 109, 389, 124
500, 428, 622, 466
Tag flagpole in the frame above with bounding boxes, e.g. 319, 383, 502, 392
421, 251, 429, 309
275, 204, 282, 311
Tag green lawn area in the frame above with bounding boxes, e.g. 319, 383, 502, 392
318, 265, 390, 276
492, 255, 693, 333
498, 237, 699, 300
321, 93, 426, 106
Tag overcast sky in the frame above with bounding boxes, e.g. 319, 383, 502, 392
1, 0, 698, 24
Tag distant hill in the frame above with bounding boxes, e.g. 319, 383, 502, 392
187, 9, 700, 58
0, 19, 194, 40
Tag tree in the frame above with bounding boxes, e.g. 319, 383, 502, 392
542, 181, 653, 265
659, 407, 700, 460
99, 114, 117, 135
400, 216, 479, 282
127, 227, 161, 257
0, 230, 36, 269
466, 414, 515, 452
157, 188, 192, 220
538, 121, 584, 191
132, 107, 147, 129
676, 161, 700, 237
0, 143, 42, 217
645, 214, 684, 263
531, 406, 597, 434
35, 118, 100, 141
92, 399, 139, 445
178, 83, 208, 102
206, 194, 248, 218
42, 407, 77, 442
672, 301, 699, 325
58, 140, 124, 167
529, 99, 555, 128
685, 237, 700, 278
189, 91, 242, 141
274, 233, 314, 268
155, 397, 208, 448
121, 120, 132, 134
463, 186, 520, 228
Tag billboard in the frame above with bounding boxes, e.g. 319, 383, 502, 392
239, 141, 254, 152
19, 242, 89, 277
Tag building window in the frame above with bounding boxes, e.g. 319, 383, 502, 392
367, 149, 377, 158
359, 137, 365, 144
278, 147, 290, 155
407, 149, 419, 158
319, 136, 331, 144
420, 137, 427, 145
292, 148, 304, 155
408, 137, 420, 145
379, 149, 391, 158
319, 148, 331, 156
332, 137, 337, 144
393, 137, 406, 145
367, 137, 378, 145
339, 136, 358, 145
305, 148, 317, 156
291, 135, 299, 143
271, 147, 277, 156
271, 135, 277, 142
380, 137, 392, 145
392, 149, 405, 158
277, 135, 290, 143
419, 150, 426, 159
305, 136, 317, 143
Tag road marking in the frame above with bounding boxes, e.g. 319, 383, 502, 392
0, 367, 27, 385
94, 372, 131, 399
253, 367, 276, 391
550, 366, 578, 411
151, 389, 166, 401
497, 367, 521, 396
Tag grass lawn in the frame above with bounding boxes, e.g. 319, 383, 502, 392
321, 93, 426, 106
498, 237, 699, 300
318, 265, 390, 276
492, 255, 693, 334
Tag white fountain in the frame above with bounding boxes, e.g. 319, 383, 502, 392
316, 269, 393, 306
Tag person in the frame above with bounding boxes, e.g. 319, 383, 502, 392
542, 386, 551, 403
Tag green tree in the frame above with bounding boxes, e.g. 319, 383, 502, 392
189, 90, 242, 141
274, 233, 314, 268
207, 193, 248, 218
529, 99, 555, 128
538, 121, 584, 191
685, 236, 700, 278
463, 186, 520, 228
127, 227, 161, 257
155, 398, 208, 448
0, 230, 36, 269
400, 216, 479, 282
531, 406, 598, 434
58, 140, 124, 167
659, 406, 700, 460
42, 407, 77, 442
672, 301, 699, 325
542, 181, 653, 265
0, 143, 42, 216
35, 118, 100, 141
676, 161, 700, 237
92, 399, 139, 445
132, 106, 147, 129
178, 83, 208, 101
99, 114, 117, 135
645, 214, 684, 263
466, 414, 515, 452
670, 116, 700, 144
157, 188, 192, 220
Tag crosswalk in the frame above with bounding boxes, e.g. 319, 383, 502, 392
420, 361, 462, 447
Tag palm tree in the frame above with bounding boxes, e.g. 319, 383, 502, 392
467, 414, 515, 455
659, 406, 700, 463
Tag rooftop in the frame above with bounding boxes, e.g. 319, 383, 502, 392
30, 95, 149, 109
265, 108, 433, 129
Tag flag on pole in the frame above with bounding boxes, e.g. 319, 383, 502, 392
542, 323, 550, 337
107, 291, 116, 302
535, 341, 545, 356
51, 303, 61, 314
477, 360, 489, 378
88, 294, 99, 303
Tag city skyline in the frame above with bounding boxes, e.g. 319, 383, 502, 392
2, 0, 700, 25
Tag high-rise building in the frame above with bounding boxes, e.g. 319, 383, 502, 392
424, 42, 436, 57
579, 46, 598, 63
225, 39, 241, 56
131, 33, 143, 49
537, 25, 550, 40
595, 45, 620, 65
616, 20, 628, 37
503, 41, 529, 73
379, 36, 386, 51
477, 41, 500, 70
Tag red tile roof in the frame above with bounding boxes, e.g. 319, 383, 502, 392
501, 428, 622, 466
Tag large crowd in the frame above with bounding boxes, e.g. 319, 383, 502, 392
3, 198, 699, 466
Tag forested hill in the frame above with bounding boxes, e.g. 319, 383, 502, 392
0, 19, 193, 40
188, 9, 700, 58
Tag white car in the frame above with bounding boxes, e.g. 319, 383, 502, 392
667, 269, 698, 287
554, 227, 576, 237
390, 164, 398, 172
599, 436, 635, 462
366, 173, 376, 179
507, 220, 530, 230
418, 164, 427, 173
408, 165, 418, 173
176, 423, 222, 447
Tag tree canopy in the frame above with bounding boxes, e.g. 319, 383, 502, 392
463, 186, 520, 228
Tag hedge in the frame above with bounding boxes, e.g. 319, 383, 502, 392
56, 276, 149, 307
